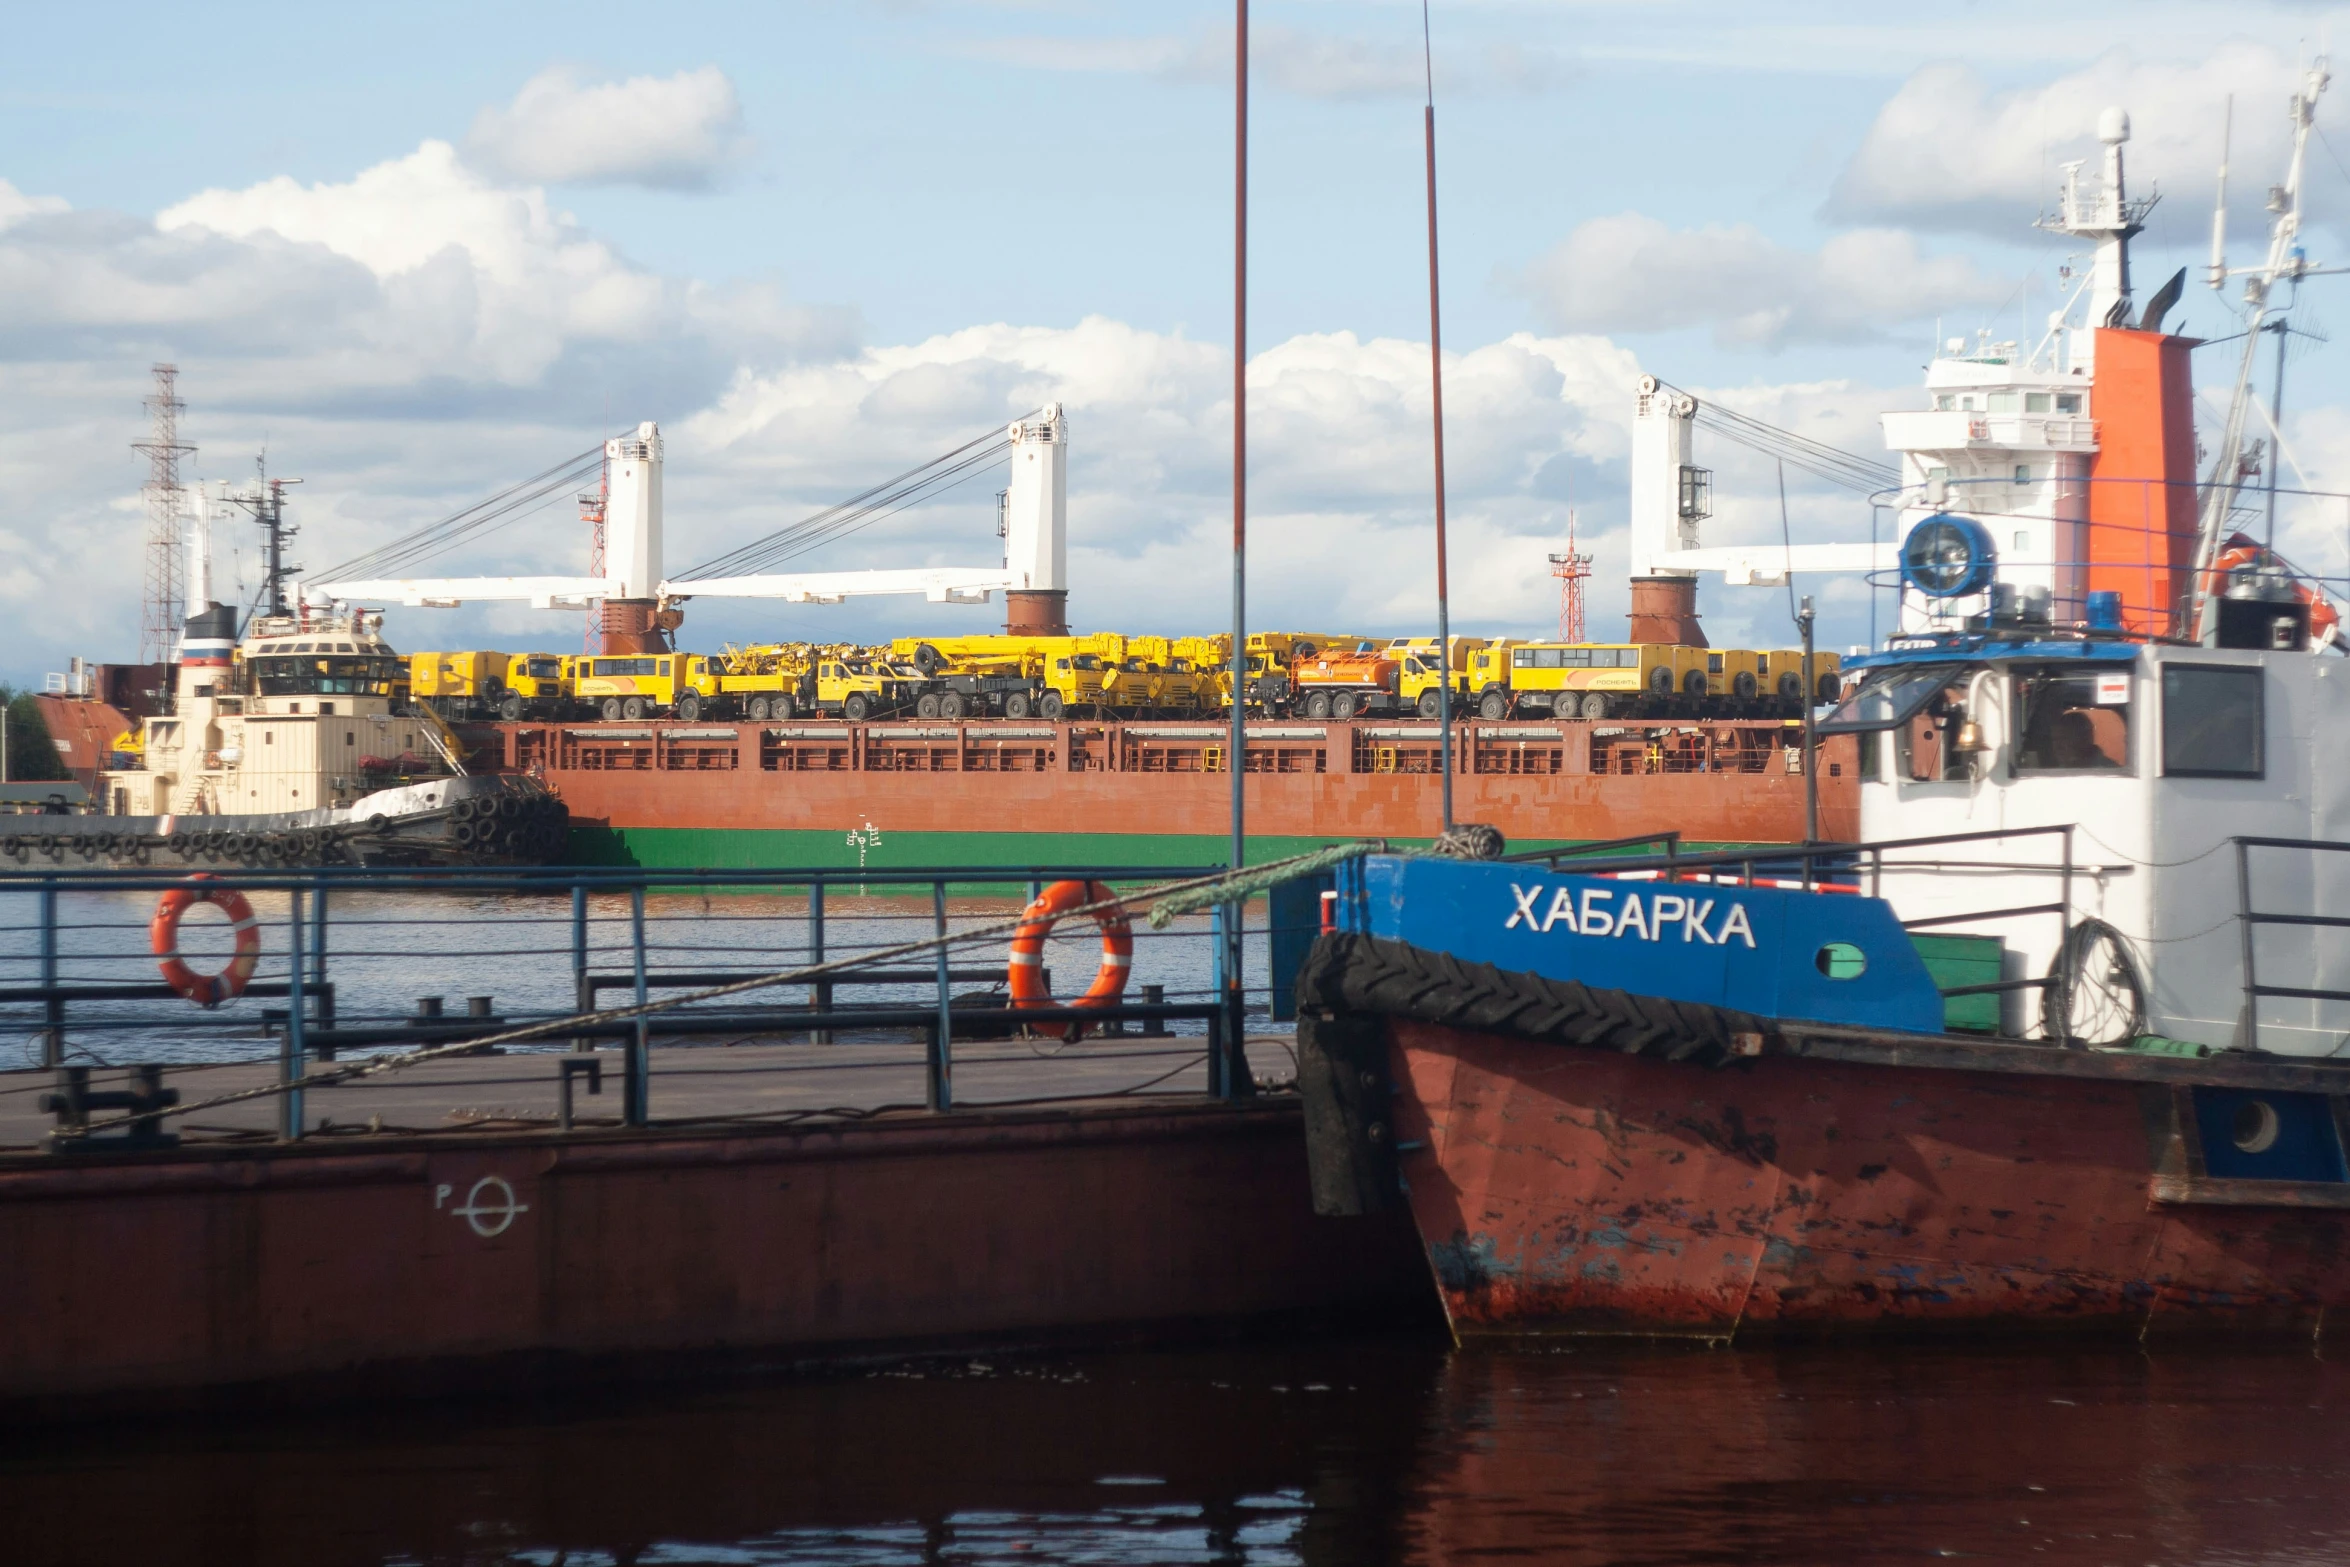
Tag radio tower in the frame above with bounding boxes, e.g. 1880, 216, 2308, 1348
133, 364, 195, 665
1547, 510, 1593, 643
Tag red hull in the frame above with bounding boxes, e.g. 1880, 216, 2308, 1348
467, 718, 1855, 846
0, 1100, 1428, 1411
1390, 1019, 2350, 1338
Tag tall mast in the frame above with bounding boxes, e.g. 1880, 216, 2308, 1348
2192, 60, 2333, 641
1421, 0, 1455, 832
132, 364, 194, 665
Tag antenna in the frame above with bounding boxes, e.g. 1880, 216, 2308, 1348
131, 364, 194, 665
1548, 512, 1592, 643
2209, 95, 2232, 290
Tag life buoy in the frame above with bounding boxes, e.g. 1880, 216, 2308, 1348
2208, 538, 2344, 644
1008, 880, 1133, 1011
151, 874, 261, 1008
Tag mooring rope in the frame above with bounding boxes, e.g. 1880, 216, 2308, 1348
58, 843, 1381, 1138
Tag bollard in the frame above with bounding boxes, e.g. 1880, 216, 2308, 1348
1140, 983, 1169, 1037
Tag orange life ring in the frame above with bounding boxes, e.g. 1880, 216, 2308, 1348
1008, 879, 1133, 1010
151, 874, 261, 1009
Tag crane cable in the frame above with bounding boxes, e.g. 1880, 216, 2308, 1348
313, 441, 612, 583
1658, 380, 1898, 495
672, 411, 1041, 582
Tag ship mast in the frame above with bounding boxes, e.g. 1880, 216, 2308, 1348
2191, 60, 2336, 641
223, 456, 304, 623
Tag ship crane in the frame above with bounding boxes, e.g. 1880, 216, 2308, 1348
314, 406, 1073, 650
2190, 61, 2346, 640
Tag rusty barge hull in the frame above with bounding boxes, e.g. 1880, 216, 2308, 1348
1386, 1019, 2350, 1339
460, 718, 1854, 868
0, 1098, 1427, 1414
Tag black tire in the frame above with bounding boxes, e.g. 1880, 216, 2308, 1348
1478, 690, 1510, 721
1776, 672, 1803, 703
1683, 669, 1709, 697
1297, 931, 1761, 1066
1038, 691, 1065, 721
1331, 690, 1359, 721
913, 643, 944, 675
452, 797, 479, 821
938, 691, 966, 720
499, 693, 524, 721
747, 696, 771, 721
772, 693, 795, 721
601, 698, 623, 722
622, 697, 646, 721
367, 815, 388, 835
1578, 691, 1610, 720
676, 693, 702, 722
2042, 918, 2146, 1048
1295, 642, 1318, 660
452, 821, 478, 847
1417, 690, 1442, 720
1817, 672, 1842, 704
1733, 671, 1758, 700
1648, 665, 1674, 696
1005, 690, 1032, 720
844, 693, 870, 722
916, 693, 941, 719
1304, 691, 1334, 720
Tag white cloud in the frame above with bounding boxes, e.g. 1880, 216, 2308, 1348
150, 141, 831, 389
1513, 212, 2003, 350
0, 148, 1903, 678
466, 65, 747, 189
0, 178, 67, 230
1829, 43, 2310, 234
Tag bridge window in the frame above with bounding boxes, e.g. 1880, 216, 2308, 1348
2025, 393, 2051, 413
2161, 665, 2263, 779
2013, 666, 2133, 774
2056, 393, 2082, 414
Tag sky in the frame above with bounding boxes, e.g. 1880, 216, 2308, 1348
4, 0, 2349, 678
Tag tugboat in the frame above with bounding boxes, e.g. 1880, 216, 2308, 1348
1296, 77, 2350, 1338
8, 595, 566, 870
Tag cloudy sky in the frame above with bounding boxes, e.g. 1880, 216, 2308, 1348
4, 0, 2347, 678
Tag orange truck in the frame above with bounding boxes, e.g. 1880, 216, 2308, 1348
1288, 644, 1404, 720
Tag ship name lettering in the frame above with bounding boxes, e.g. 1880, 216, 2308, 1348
1505, 883, 1755, 949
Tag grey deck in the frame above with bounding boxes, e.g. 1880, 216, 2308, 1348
0, 1032, 1303, 1150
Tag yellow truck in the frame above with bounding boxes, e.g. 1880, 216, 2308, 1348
1469, 642, 1691, 720
494, 652, 571, 720
1386, 635, 1488, 719
408, 650, 509, 721
810, 655, 930, 721
573, 653, 724, 721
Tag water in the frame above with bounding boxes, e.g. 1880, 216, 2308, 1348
0, 886, 1266, 1069
11, 1335, 2349, 1566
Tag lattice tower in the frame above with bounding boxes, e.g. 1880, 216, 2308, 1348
1547, 511, 1592, 643
132, 364, 195, 664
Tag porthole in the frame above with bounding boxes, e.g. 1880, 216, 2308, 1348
1816, 942, 1867, 980
2231, 1099, 2281, 1155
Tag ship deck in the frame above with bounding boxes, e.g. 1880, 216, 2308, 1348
0, 1034, 1302, 1152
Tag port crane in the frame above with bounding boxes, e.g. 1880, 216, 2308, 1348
313, 407, 1074, 647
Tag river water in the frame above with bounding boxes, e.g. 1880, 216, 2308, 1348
11, 1335, 2347, 1566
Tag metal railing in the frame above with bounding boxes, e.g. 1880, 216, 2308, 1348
2234, 836, 2350, 1055
0, 861, 1271, 1152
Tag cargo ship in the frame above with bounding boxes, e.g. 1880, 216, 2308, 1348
1294, 86, 2350, 1338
